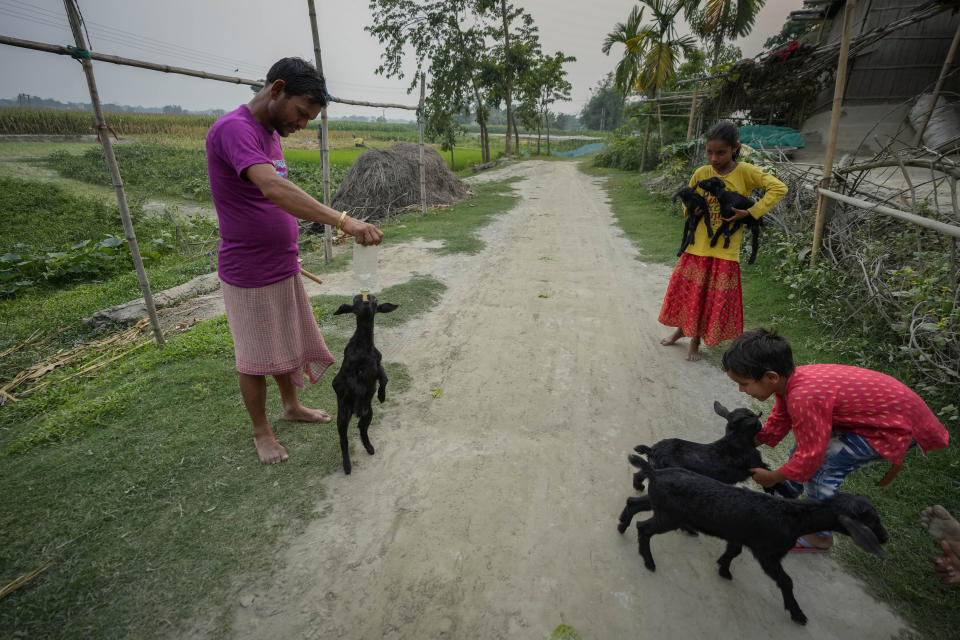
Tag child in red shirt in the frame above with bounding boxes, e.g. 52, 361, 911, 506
722, 328, 949, 550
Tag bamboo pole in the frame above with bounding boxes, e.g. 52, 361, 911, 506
306, 0, 333, 264
912, 20, 960, 148
810, 0, 857, 263
0, 33, 419, 111
61, 0, 164, 346
814, 186, 960, 239
418, 73, 427, 217
0, 34, 262, 87
686, 81, 698, 141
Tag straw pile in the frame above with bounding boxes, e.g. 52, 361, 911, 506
331, 142, 472, 222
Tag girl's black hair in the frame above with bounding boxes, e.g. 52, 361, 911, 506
706, 120, 741, 160
721, 328, 795, 380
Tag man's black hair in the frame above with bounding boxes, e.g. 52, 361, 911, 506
706, 120, 741, 160
266, 57, 328, 106
721, 328, 795, 380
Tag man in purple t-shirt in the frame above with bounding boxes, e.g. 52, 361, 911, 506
206, 57, 382, 464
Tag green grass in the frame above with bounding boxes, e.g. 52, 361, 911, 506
0, 276, 443, 638
585, 162, 959, 640
380, 177, 522, 254
0, 157, 512, 636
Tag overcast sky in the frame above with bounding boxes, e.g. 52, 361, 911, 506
0, 0, 802, 120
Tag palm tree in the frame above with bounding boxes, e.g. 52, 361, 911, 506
601, 5, 647, 98
631, 0, 696, 145
681, 0, 767, 67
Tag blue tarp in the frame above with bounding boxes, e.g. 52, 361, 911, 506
738, 125, 805, 149
551, 142, 605, 157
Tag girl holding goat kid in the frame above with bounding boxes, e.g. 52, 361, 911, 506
659, 121, 787, 361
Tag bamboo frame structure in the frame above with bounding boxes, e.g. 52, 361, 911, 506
813, 186, 960, 239
811, 0, 857, 263
62, 0, 165, 346
1, 1, 430, 284
912, 20, 960, 147
307, 0, 334, 264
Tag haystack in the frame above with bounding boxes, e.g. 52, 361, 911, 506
331, 142, 472, 222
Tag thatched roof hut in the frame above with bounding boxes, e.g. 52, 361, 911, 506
331, 142, 472, 222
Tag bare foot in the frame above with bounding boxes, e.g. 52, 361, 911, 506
254, 433, 288, 464
922, 505, 960, 557
686, 337, 702, 362
660, 328, 683, 346
281, 405, 332, 423
932, 539, 960, 584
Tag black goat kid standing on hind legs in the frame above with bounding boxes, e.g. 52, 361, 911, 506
672, 186, 711, 257
332, 294, 398, 474
697, 177, 763, 264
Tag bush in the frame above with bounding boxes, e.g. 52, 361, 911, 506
593, 133, 659, 171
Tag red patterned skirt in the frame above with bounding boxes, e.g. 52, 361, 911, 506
221, 274, 335, 388
658, 253, 743, 347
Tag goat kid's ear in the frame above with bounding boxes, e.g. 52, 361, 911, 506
838, 514, 886, 558
333, 304, 354, 315
377, 303, 399, 314
713, 401, 730, 419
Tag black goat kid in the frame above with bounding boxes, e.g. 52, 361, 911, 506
618, 457, 888, 625
696, 177, 762, 264
331, 294, 398, 474
672, 186, 711, 257
629, 401, 791, 498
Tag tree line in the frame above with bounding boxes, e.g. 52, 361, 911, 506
366, 0, 576, 163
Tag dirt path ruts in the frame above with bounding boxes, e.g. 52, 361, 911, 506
201, 161, 907, 639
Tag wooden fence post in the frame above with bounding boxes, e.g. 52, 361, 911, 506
686, 81, 698, 141
811, 0, 857, 263
418, 73, 427, 217
62, 0, 164, 346
306, 0, 333, 264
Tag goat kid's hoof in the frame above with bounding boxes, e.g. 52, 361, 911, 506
617, 521, 628, 534
790, 611, 808, 626
343, 464, 352, 475
643, 560, 656, 572
364, 444, 375, 455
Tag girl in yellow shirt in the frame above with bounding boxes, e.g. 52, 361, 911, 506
659, 122, 787, 361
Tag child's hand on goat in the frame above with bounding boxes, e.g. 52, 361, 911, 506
750, 467, 785, 488
723, 207, 751, 222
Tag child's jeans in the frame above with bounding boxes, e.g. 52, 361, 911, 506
782, 432, 885, 539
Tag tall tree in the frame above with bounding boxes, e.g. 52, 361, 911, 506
366, 0, 494, 162
631, 0, 696, 144
601, 5, 647, 98
516, 51, 575, 154
681, 0, 766, 66
579, 74, 622, 131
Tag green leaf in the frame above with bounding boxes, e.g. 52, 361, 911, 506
100, 236, 125, 248
550, 624, 582, 640
429, 387, 444, 399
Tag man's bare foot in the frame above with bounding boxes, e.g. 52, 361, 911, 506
686, 337, 702, 362
281, 406, 332, 423
254, 433, 288, 464
660, 328, 683, 346
932, 539, 960, 584
922, 505, 960, 557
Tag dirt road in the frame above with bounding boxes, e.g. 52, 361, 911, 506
220, 161, 907, 639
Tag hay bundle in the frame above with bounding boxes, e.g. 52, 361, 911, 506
331, 142, 472, 222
